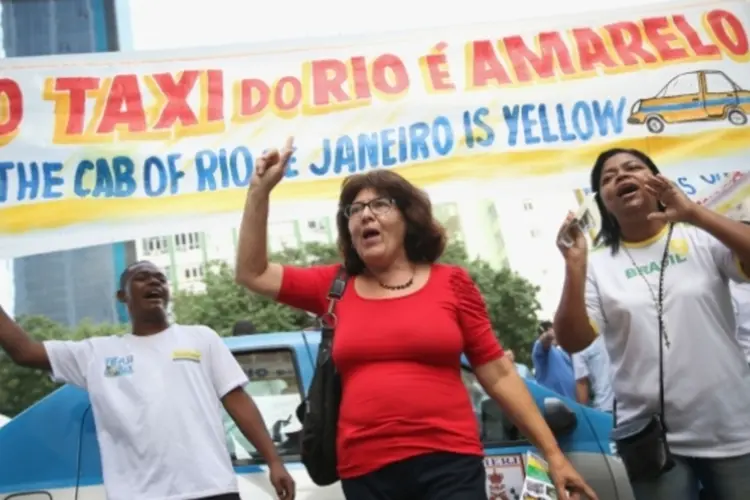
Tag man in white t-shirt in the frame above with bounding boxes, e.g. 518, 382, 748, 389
0, 261, 295, 500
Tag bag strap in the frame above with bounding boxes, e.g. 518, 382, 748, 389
612, 223, 673, 428
320, 266, 347, 342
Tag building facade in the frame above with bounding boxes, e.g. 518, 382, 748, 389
2, 0, 135, 326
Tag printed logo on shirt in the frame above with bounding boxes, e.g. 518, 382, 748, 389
104, 355, 134, 377
172, 349, 202, 363
624, 252, 688, 279
669, 238, 690, 257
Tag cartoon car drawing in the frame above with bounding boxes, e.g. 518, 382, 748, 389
627, 70, 750, 134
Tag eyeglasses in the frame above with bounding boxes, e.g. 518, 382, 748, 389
343, 197, 394, 218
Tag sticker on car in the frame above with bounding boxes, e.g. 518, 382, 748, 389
485, 454, 525, 500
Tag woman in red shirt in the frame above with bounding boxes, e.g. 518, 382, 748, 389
235, 138, 596, 500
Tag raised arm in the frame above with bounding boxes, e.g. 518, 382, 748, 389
235, 138, 294, 298
0, 305, 50, 370
553, 213, 597, 353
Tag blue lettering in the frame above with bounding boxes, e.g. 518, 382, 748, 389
229, 147, 253, 186
91, 159, 114, 198
380, 129, 398, 167
556, 104, 576, 142
397, 127, 408, 162
217, 149, 232, 189
334, 136, 357, 175
310, 140, 331, 177
310, 119, 455, 177
503, 105, 521, 147
17, 162, 40, 201
699, 173, 722, 185
472, 107, 495, 147
538, 104, 559, 143
677, 177, 696, 196
521, 104, 541, 145
432, 116, 454, 156
357, 133, 380, 169
165, 153, 184, 194
408, 122, 430, 160
73, 160, 95, 197
112, 156, 137, 197
592, 98, 626, 136
41, 162, 64, 199
143, 156, 168, 197
462, 110, 475, 149
0, 162, 12, 202
195, 149, 218, 191
572, 102, 594, 141
284, 147, 299, 179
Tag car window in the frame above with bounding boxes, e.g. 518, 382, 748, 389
224, 349, 303, 464
461, 368, 526, 444
705, 72, 736, 93
658, 73, 700, 97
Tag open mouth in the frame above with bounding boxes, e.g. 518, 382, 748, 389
615, 181, 640, 198
144, 289, 164, 301
362, 228, 381, 241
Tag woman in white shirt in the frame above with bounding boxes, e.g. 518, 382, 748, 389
553, 148, 750, 500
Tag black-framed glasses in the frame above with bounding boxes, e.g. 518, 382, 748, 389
343, 197, 394, 218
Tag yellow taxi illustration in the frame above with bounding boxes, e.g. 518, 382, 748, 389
628, 70, 750, 134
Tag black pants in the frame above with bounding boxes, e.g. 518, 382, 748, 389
341, 452, 487, 500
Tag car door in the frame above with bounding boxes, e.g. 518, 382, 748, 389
461, 367, 631, 499
651, 72, 707, 123
226, 344, 344, 500
702, 71, 740, 118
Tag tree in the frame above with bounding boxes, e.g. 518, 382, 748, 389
173, 241, 541, 363
0, 317, 128, 417
172, 243, 341, 336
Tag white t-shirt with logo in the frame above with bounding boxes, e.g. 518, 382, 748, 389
586, 224, 750, 458
729, 281, 750, 363
44, 324, 249, 500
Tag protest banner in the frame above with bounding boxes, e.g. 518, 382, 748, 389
696, 171, 750, 219
1, 0, 750, 257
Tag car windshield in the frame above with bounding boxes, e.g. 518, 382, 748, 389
223, 350, 303, 461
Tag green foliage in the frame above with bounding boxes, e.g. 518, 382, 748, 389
0, 317, 128, 417
173, 241, 541, 363
172, 242, 341, 336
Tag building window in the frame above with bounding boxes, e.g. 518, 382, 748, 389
142, 236, 168, 256
183, 264, 205, 281
175, 232, 201, 252
523, 200, 533, 211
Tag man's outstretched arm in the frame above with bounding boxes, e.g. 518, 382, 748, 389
0, 305, 50, 369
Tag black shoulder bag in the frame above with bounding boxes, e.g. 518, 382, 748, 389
295, 266, 347, 486
610, 223, 676, 481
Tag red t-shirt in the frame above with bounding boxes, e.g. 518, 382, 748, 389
278, 263, 504, 479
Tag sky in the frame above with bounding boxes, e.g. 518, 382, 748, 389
125, 0, 679, 51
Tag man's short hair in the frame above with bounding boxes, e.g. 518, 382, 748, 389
232, 320, 256, 336
119, 260, 153, 291
538, 320, 553, 335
